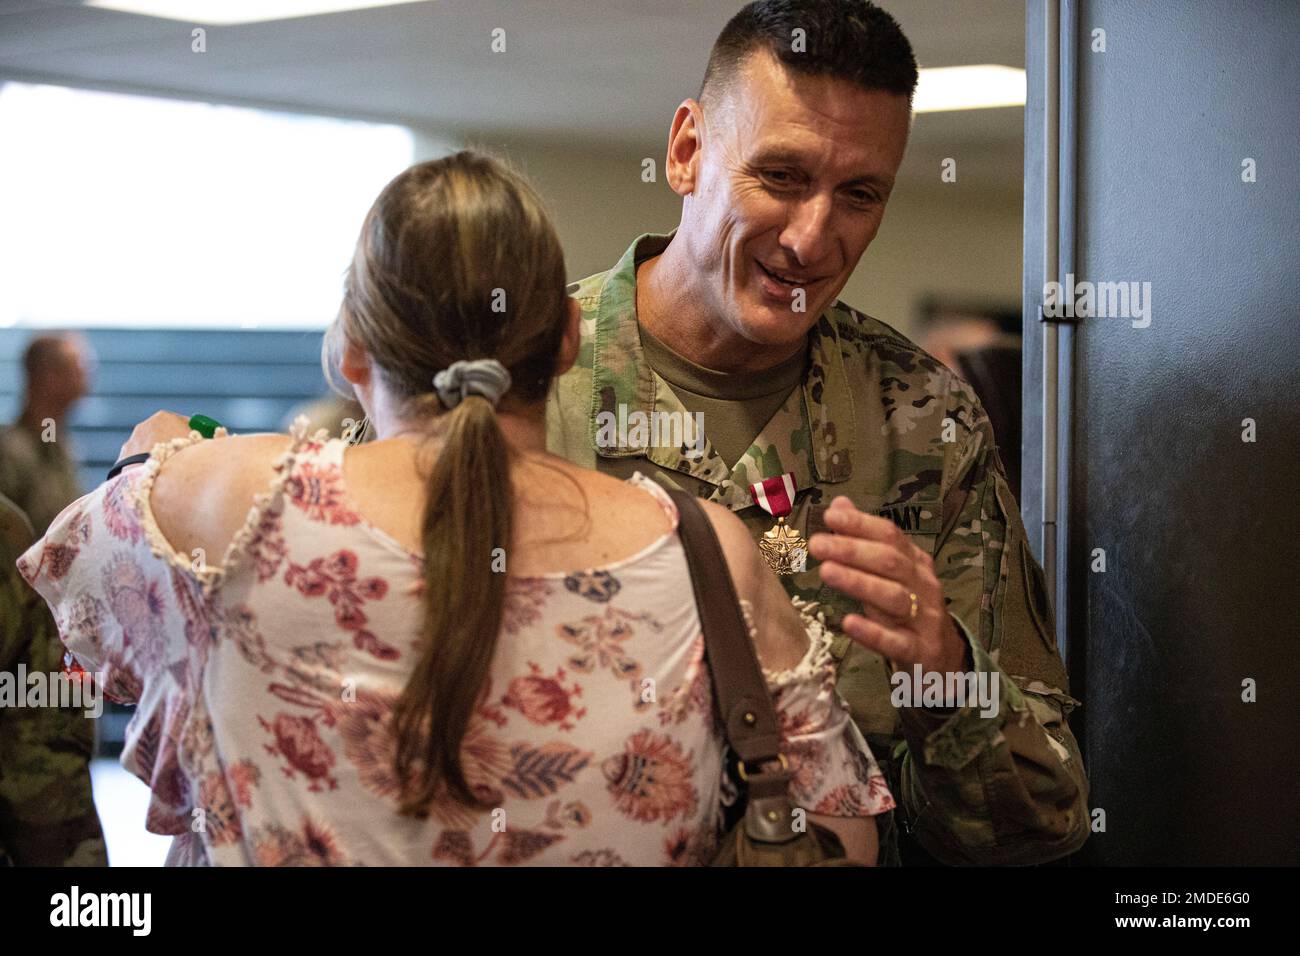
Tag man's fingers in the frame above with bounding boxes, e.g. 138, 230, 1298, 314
909, 541, 934, 569
908, 542, 944, 596
817, 559, 916, 621
817, 501, 940, 582
809, 532, 914, 584
840, 613, 916, 665
821, 500, 909, 547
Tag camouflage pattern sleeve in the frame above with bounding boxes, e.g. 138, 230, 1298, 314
892, 375, 1091, 865
0, 494, 107, 866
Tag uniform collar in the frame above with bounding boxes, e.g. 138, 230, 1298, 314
587, 231, 667, 457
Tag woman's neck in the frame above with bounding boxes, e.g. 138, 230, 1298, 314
373, 407, 549, 456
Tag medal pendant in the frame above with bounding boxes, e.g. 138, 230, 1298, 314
758, 515, 808, 576
749, 471, 804, 575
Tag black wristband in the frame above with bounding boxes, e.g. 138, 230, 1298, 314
106, 453, 152, 481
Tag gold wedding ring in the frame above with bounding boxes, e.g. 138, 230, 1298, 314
908, 592, 919, 619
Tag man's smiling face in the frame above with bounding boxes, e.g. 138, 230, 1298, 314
681, 47, 912, 350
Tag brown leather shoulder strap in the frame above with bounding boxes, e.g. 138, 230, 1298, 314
665, 488, 783, 767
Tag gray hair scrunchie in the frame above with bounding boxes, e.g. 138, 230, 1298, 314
432, 358, 512, 410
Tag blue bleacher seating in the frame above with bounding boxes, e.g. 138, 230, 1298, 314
0, 327, 334, 492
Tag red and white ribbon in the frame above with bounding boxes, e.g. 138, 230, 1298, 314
749, 472, 798, 518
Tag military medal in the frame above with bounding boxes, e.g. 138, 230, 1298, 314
749, 472, 807, 575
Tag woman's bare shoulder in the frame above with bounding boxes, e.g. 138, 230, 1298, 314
148, 432, 296, 557
696, 498, 763, 586
696, 498, 809, 672
151, 431, 294, 496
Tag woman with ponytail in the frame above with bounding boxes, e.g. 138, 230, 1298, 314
19, 152, 894, 865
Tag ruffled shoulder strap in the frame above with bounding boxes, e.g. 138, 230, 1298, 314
132, 414, 330, 598
627, 470, 682, 533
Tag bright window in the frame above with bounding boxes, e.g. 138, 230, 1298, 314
0, 82, 414, 329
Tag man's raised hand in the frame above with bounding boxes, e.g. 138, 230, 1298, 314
809, 495, 968, 676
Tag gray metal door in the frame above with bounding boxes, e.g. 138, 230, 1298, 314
1024, 0, 1299, 865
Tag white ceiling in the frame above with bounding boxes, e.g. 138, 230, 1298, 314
0, 0, 1026, 190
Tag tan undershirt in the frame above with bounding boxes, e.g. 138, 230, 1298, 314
638, 323, 807, 468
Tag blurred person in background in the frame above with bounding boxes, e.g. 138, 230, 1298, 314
0, 333, 94, 536
914, 306, 1024, 499
913, 307, 1004, 373
0, 491, 107, 866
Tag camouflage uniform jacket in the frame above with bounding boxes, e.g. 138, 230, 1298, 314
547, 232, 1090, 865
0, 493, 107, 866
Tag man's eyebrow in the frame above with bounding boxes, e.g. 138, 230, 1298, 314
747, 147, 894, 189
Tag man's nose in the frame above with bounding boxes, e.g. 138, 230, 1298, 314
779, 194, 834, 268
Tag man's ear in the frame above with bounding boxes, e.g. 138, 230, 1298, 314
340, 336, 371, 387
664, 99, 702, 197
555, 298, 582, 377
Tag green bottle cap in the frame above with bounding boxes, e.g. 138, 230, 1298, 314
188, 413, 223, 439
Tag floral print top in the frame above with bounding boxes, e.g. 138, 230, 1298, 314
17, 416, 893, 866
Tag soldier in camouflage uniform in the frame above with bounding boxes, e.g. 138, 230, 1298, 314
547, 0, 1088, 865
0, 493, 107, 866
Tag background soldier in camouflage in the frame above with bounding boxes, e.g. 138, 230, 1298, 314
547, 0, 1088, 864
0, 332, 93, 537
0, 492, 106, 866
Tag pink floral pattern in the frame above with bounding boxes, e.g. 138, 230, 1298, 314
502, 578, 553, 634
259, 712, 338, 792
103, 477, 143, 544
245, 507, 288, 583
500, 663, 587, 730
15, 416, 893, 866
284, 549, 397, 661
285, 460, 361, 526
602, 729, 698, 824
657, 634, 711, 727
556, 606, 656, 706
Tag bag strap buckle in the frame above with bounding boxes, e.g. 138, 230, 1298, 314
735, 752, 789, 783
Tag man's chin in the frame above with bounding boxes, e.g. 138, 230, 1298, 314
732, 300, 823, 348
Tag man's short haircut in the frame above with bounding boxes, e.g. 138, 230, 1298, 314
700, 0, 918, 107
